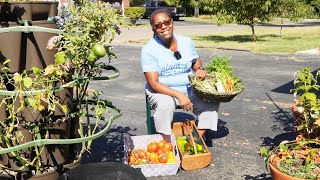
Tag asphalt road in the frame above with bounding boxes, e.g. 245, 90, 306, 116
80, 43, 320, 180
77, 20, 320, 180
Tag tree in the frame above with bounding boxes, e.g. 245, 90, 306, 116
303, 0, 320, 15
277, 0, 314, 37
199, 0, 315, 41
164, 0, 181, 6
199, 0, 279, 42
129, 0, 145, 7
190, 0, 200, 17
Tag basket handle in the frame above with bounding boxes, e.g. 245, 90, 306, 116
181, 121, 199, 155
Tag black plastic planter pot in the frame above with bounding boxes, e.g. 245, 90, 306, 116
0, 21, 60, 73
0, 1, 58, 21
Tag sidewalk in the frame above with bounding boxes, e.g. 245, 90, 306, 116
82, 22, 320, 179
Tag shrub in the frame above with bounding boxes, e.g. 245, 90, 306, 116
124, 7, 146, 26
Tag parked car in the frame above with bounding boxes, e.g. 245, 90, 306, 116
141, 0, 186, 21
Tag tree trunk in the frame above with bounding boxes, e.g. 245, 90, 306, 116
250, 24, 256, 42
280, 18, 284, 38
194, 7, 199, 18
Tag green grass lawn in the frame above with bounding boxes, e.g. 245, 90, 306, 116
180, 16, 219, 24
191, 26, 320, 53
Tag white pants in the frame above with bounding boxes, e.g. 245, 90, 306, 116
146, 87, 220, 135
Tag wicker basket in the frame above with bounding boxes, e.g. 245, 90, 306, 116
189, 74, 244, 103
172, 121, 211, 170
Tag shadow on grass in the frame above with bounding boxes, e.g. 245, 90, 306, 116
260, 21, 320, 28
194, 34, 301, 43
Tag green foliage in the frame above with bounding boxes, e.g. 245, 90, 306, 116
129, 0, 145, 6
164, 0, 180, 6
258, 140, 320, 179
191, 56, 243, 94
198, 0, 316, 41
205, 56, 234, 80
277, 0, 314, 22
0, 0, 123, 175
303, 0, 320, 15
0, 0, 56, 1
56, 0, 124, 161
0, 60, 70, 174
187, 24, 320, 53
124, 7, 146, 26
290, 67, 320, 139
198, 0, 279, 41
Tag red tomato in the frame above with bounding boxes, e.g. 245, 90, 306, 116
138, 150, 147, 159
156, 148, 164, 155
163, 143, 173, 152
147, 142, 159, 153
129, 155, 137, 165
148, 152, 159, 163
158, 153, 168, 163
158, 140, 167, 149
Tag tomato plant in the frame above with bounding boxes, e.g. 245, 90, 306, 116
87, 51, 97, 63
55, 51, 66, 65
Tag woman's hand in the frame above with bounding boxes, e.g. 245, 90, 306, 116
177, 93, 193, 112
195, 68, 206, 81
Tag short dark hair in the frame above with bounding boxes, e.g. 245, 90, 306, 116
149, 9, 172, 25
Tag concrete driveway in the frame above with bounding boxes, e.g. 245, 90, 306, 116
81, 22, 320, 180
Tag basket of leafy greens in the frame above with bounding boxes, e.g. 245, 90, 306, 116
189, 56, 244, 102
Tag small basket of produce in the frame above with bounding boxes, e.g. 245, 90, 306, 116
172, 120, 211, 170
123, 134, 181, 177
189, 56, 244, 102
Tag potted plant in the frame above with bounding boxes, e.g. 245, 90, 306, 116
0, 0, 124, 179
290, 67, 320, 140
259, 139, 320, 180
259, 67, 320, 180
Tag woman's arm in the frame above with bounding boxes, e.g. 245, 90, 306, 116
192, 58, 206, 80
145, 71, 193, 111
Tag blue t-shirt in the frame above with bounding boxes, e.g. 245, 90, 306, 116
141, 34, 199, 93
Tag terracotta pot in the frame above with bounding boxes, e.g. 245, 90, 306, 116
269, 156, 308, 180
62, 157, 81, 172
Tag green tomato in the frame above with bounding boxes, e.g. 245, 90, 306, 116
55, 51, 66, 65
196, 143, 203, 152
87, 51, 97, 63
92, 44, 107, 58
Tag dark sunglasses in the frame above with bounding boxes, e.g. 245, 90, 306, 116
153, 19, 172, 29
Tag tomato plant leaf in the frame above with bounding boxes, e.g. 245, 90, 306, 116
32, 67, 42, 75
22, 77, 33, 88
